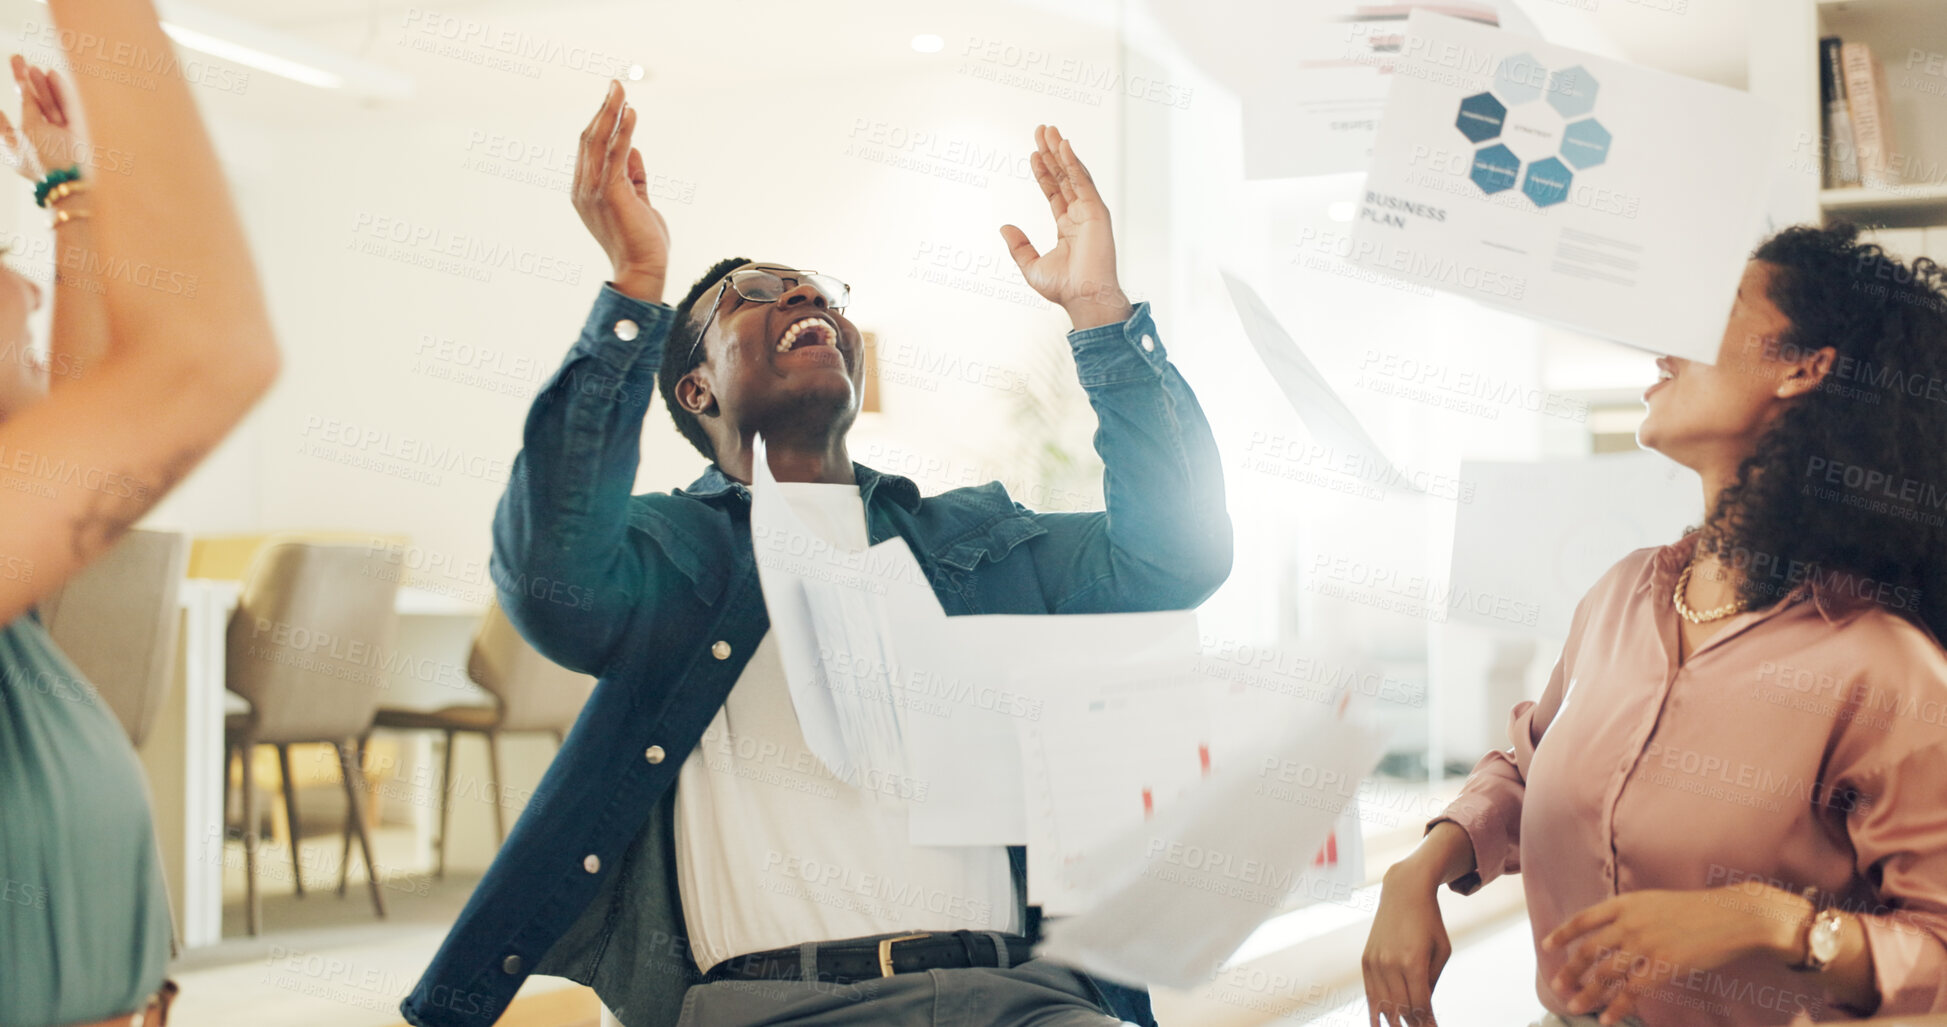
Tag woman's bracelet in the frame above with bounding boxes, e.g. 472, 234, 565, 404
44, 179, 89, 207
51, 207, 91, 228
33, 165, 82, 209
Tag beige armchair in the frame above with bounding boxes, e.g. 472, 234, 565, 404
368, 599, 595, 877
223, 541, 400, 935
39, 528, 190, 747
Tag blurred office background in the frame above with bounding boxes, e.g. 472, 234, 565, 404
18, 0, 1945, 1023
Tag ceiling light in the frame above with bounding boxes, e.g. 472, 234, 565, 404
910, 34, 945, 53
159, 22, 342, 89
31, 0, 412, 98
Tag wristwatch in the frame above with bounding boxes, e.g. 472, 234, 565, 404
1795, 886, 1845, 972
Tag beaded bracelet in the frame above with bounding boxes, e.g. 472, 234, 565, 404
33, 165, 81, 209
44, 179, 88, 207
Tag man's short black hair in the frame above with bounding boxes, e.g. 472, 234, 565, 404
660, 256, 750, 460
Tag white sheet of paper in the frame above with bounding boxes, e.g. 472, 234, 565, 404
749, 436, 942, 784
1450, 452, 1700, 637
897, 609, 1205, 849
1035, 710, 1388, 989
1223, 270, 1424, 495
802, 575, 913, 789
1019, 667, 1209, 915
1133, 0, 1535, 179
1232, 1, 1537, 179
883, 601, 1029, 846
1348, 12, 1780, 363
1201, 681, 1368, 917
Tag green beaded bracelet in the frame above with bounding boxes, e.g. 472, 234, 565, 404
34, 165, 81, 209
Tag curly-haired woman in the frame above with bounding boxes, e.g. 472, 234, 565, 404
1362, 224, 1947, 1027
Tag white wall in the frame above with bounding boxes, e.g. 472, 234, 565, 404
138, 4, 1129, 612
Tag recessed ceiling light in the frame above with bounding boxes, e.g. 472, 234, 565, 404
910, 34, 945, 53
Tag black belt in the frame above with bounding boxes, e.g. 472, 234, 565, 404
702, 930, 1036, 985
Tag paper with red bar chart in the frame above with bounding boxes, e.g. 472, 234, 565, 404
1014, 659, 1211, 915
1348, 11, 1781, 363
1035, 703, 1387, 988
885, 604, 1205, 847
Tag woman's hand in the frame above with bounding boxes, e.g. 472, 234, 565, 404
1542, 886, 1809, 1026
0, 55, 78, 182
572, 80, 668, 303
1001, 124, 1132, 331
1362, 862, 1454, 1026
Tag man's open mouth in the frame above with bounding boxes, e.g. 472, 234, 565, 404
775, 317, 838, 354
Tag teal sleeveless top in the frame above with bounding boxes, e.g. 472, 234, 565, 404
0, 610, 171, 1027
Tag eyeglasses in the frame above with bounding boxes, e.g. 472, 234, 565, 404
688, 266, 851, 363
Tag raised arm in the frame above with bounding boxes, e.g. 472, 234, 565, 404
490, 82, 673, 674
0, 1, 278, 624
0, 56, 110, 388
1000, 125, 1232, 611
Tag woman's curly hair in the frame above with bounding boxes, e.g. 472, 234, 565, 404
1699, 223, 1947, 640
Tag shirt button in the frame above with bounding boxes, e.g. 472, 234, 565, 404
1140, 334, 1156, 352
712, 640, 732, 660
502, 954, 522, 975
645, 745, 666, 764
614, 318, 640, 341
583, 854, 601, 874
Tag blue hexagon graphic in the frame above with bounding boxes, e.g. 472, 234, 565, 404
1522, 157, 1573, 207
1471, 144, 1521, 195
1547, 66, 1599, 118
1456, 92, 1507, 143
1495, 53, 1546, 105
1561, 118, 1611, 169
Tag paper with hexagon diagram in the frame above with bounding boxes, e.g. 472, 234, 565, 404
1348, 11, 1782, 364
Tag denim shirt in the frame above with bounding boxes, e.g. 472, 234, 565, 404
400, 286, 1232, 1027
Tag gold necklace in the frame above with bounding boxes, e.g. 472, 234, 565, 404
1674, 561, 1748, 623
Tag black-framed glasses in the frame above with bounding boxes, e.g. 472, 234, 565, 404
688, 266, 851, 363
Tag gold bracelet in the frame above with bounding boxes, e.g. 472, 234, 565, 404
45, 180, 90, 206
51, 207, 92, 227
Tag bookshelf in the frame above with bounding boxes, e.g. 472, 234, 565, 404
1819, 182, 1947, 219
1752, 0, 1947, 249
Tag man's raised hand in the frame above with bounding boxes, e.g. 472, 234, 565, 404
1000, 124, 1133, 332
573, 80, 669, 304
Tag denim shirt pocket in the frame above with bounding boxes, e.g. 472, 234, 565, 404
925, 500, 1047, 613
933, 510, 1046, 571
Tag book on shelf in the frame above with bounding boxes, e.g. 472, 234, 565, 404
1820, 36, 1860, 188
1842, 41, 1901, 190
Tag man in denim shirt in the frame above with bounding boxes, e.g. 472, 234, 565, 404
403, 84, 1231, 1027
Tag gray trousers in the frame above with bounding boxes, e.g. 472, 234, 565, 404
671, 957, 1125, 1027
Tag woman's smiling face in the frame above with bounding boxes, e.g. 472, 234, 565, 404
1636, 260, 1824, 471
